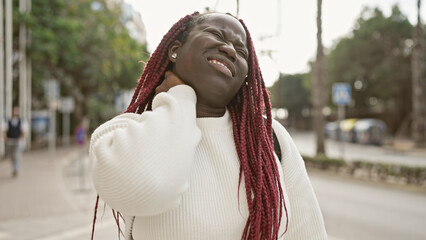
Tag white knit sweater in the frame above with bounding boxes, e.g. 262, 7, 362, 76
89, 85, 327, 240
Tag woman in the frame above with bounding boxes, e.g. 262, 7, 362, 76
89, 11, 327, 240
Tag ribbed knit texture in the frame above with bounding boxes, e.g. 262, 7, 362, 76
90, 85, 327, 240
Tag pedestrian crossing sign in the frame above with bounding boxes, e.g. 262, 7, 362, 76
332, 83, 351, 105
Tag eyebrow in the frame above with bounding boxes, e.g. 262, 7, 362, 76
203, 26, 247, 48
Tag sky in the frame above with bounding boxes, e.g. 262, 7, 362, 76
124, 0, 424, 87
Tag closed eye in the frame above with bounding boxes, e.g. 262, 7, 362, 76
237, 49, 248, 59
210, 31, 224, 40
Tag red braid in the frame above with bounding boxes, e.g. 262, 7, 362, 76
91, 12, 289, 240
229, 19, 289, 239
125, 12, 199, 114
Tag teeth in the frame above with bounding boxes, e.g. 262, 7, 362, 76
209, 59, 231, 73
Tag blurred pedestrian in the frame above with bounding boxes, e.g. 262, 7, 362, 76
75, 119, 88, 190
89, 12, 326, 240
3, 106, 27, 177
75, 122, 86, 146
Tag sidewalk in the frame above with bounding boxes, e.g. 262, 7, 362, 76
0, 146, 117, 240
388, 137, 426, 156
289, 131, 426, 167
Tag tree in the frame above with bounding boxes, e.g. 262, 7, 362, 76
269, 73, 310, 128
411, 0, 425, 147
328, 6, 413, 134
312, 0, 327, 154
236, 0, 240, 17
23, 0, 148, 129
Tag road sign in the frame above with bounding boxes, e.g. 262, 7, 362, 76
332, 83, 351, 106
44, 79, 60, 100
60, 97, 75, 113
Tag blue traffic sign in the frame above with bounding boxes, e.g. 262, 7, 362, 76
332, 83, 351, 105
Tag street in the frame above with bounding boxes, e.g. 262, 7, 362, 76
310, 170, 426, 240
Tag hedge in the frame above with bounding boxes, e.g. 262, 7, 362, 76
302, 154, 426, 186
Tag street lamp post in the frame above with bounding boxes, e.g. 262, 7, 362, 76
0, 0, 5, 156
19, 0, 27, 145
5, 0, 12, 119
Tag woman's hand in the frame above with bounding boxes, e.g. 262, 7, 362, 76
155, 71, 185, 96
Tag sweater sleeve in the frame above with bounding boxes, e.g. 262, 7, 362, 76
89, 85, 201, 216
271, 120, 327, 239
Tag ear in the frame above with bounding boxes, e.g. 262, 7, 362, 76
168, 40, 182, 63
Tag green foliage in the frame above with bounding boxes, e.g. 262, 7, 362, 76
269, 73, 310, 115
21, 0, 149, 128
303, 155, 426, 186
327, 5, 414, 133
303, 154, 346, 170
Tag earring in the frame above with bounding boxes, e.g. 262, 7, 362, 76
171, 53, 177, 59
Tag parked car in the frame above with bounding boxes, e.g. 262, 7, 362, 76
324, 121, 340, 140
339, 118, 359, 142
354, 118, 386, 145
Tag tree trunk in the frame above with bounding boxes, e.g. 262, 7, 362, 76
236, 0, 240, 17
312, 0, 327, 154
411, 0, 425, 147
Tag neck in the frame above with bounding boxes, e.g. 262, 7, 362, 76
196, 103, 226, 118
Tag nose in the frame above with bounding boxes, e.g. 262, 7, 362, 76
218, 43, 237, 62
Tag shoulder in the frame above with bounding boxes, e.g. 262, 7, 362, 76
271, 119, 302, 163
271, 119, 291, 143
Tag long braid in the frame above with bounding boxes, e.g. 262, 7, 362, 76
228, 19, 289, 239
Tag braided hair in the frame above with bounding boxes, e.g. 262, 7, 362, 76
92, 11, 288, 240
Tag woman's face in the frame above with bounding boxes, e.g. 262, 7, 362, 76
170, 13, 249, 112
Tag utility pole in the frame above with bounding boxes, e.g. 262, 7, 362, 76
312, 0, 327, 155
47, 79, 58, 161
5, 0, 12, 119
0, 0, 5, 156
19, 0, 27, 140
26, 0, 32, 149
236, 0, 240, 17
19, 0, 31, 149
411, 0, 425, 147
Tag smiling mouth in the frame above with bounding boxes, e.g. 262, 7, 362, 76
208, 59, 233, 77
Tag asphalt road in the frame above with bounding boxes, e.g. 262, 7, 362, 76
309, 170, 426, 240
